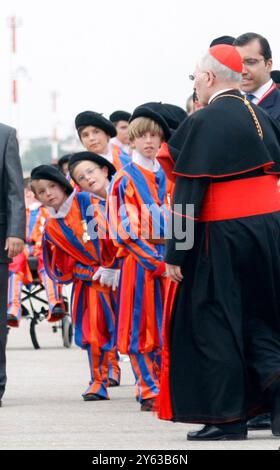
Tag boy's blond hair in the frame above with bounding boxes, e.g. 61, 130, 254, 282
128, 117, 164, 142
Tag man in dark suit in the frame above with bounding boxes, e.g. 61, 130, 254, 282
235, 32, 280, 123
234, 33, 280, 432
0, 123, 25, 406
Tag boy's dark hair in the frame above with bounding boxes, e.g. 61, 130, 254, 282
234, 33, 272, 61
77, 126, 87, 139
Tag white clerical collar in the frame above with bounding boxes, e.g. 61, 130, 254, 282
101, 143, 113, 163
208, 88, 234, 104
251, 79, 273, 103
111, 137, 130, 155
47, 190, 76, 219
132, 149, 160, 173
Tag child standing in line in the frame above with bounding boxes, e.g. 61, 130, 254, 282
7, 178, 65, 327
108, 103, 170, 411
31, 164, 119, 401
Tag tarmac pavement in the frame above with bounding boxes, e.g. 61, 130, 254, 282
1, 318, 279, 450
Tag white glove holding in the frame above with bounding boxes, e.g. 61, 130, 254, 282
93, 267, 120, 290
92, 267, 105, 282
112, 269, 120, 291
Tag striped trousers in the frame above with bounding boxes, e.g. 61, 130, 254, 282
129, 350, 161, 403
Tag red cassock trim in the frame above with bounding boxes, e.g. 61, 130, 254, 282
156, 142, 176, 182
173, 162, 274, 179
156, 279, 178, 420
199, 175, 280, 222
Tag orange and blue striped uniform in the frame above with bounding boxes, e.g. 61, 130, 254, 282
43, 192, 117, 399
87, 192, 121, 385
7, 205, 64, 326
111, 144, 130, 170
108, 161, 168, 403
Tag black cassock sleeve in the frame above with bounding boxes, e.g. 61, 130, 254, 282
165, 176, 209, 266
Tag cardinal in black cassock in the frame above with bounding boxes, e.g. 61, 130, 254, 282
157, 44, 280, 440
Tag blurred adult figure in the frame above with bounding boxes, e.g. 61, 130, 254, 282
0, 123, 25, 406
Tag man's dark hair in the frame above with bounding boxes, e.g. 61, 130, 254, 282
234, 33, 272, 61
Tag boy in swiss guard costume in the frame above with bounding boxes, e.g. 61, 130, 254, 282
108, 103, 170, 411
109, 110, 131, 156
68, 151, 121, 387
75, 111, 130, 170
7, 178, 65, 327
74, 110, 130, 385
31, 163, 119, 401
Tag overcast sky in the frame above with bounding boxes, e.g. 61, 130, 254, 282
0, 0, 279, 140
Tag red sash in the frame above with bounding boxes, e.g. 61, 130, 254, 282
200, 175, 280, 222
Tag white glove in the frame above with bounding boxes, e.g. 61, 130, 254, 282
92, 267, 120, 291
112, 269, 120, 291
92, 267, 104, 282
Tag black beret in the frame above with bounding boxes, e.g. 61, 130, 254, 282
130, 102, 171, 140
109, 110, 131, 123
57, 154, 73, 171
30, 165, 74, 195
210, 35, 235, 47
69, 151, 116, 181
271, 70, 280, 84
75, 111, 117, 138
161, 103, 187, 130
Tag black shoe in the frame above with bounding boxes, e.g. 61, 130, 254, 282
140, 398, 155, 412
83, 393, 107, 402
269, 381, 280, 436
247, 413, 271, 430
187, 423, 247, 441
109, 378, 119, 387
7, 314, 19, 327
51, 306, 65, 320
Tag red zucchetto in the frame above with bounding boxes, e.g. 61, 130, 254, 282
209, 44, 243, 73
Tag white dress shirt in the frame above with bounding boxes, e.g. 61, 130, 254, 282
248, 79, 273, 104
101, 143, 114, 163
47, 190, 76, 219
132, 149, 160, 173
111, 137, 130, 155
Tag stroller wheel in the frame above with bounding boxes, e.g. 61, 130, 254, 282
62, 315, 73, 348
30, 317, 40, 349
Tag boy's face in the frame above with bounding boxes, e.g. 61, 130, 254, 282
24, 187, 37, 207
32, 179, 68, 212
116, 120, 129, 145
80, 125, 110, 155
72, 160, 109, 196
132, 132, 162, 159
